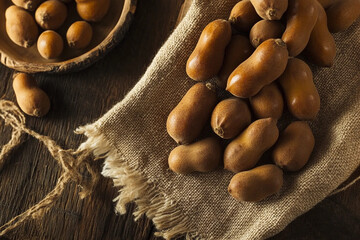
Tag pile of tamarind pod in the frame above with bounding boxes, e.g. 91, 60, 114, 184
166, 0, 360, 202
5, 0, 110, 59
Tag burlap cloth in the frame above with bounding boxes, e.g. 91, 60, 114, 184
78, 0, 360, 239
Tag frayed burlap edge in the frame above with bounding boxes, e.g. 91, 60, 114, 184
77, 124, 203, 240
76, 123, 360, 240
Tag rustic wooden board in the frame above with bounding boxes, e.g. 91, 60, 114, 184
0, 0, 359, 239
0, 1, 184, 239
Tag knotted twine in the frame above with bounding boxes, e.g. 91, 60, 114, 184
0, 99, 99, 237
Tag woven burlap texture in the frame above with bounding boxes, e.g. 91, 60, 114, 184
80, 0, 360, 239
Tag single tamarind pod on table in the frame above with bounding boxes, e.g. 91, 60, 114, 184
13, 73, 51, 117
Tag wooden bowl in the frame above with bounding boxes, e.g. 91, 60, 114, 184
0, 0, 137, 73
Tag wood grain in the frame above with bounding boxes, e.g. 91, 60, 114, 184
0, 0, 359, 239
0, 0, 183, 239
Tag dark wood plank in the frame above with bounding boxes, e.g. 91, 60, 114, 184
270, 170, 360, 239
1, 0, 359, 240
0, 0, 184, 239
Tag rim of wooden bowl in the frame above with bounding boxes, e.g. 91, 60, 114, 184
0, 0, 137, 74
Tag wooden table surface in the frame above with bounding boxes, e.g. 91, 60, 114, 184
0, 1, 359, 239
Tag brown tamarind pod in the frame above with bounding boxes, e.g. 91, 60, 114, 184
168, 137, 222, 174
273, 121, 315, 171
13, 73, 50, 117
228, 164, 283, 202
186, 19, 232, 81
167, 83, 217, 145
316, 0, 337, 9
224, 118, 279, 173
282, 0, 319, 57
278, 58, 320, 120
305, 1, 336, 67
211, 98, 251, 139
326, 0, 360, 33
217, 35, 254, 88
250, 0, 288, 20
5, 5, 39, 48
249, 82, 284, 119
229, 0, 261, 32
249, 20, 285, 48
226, 38, 288, 98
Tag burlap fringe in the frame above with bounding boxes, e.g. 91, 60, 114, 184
0, 100, 99, 237
76, 123, 360, 240
77, 125, 203, 240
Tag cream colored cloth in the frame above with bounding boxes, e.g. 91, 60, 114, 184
79, 1, 360, 239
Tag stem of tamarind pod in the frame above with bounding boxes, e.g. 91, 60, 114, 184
205, 82, 216, 93
229, 17, 236, 24
214, 127, 224, 138
33, 109, 41, 117
26, 2, 34, 11
252, 38, 260, 47
266, 8, 277, 20
68, 41, 76, 48
41, 13, 50, 23
275, 39, 286, 47
23, 40, 33, 48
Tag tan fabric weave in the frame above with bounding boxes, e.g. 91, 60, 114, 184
80, 1, 360, 239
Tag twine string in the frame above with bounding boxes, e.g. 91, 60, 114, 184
328, 175, 360, 196
0, 100, 26, 172
0, 100, 99, 237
